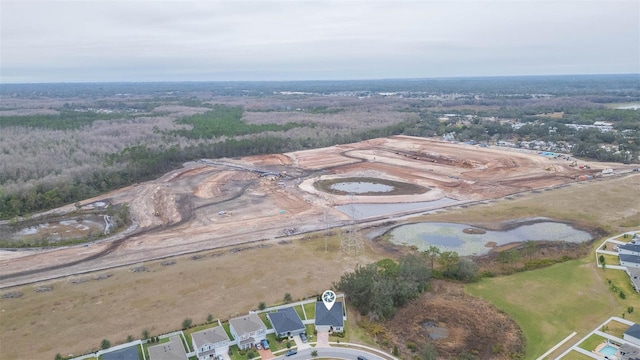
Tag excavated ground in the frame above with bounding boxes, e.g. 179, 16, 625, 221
0, 136, 630, 288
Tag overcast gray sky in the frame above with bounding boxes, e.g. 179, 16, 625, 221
1, 0, 638, 83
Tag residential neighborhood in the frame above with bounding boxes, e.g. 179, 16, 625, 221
73, 296, 350, 360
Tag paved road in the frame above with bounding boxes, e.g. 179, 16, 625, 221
276, 347, 383, 360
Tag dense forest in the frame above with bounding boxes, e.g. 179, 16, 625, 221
1, 75, 638, 218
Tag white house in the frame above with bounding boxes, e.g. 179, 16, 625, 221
229, 313, 267, 350
148, 336, 188, 360
624, 324, 640, 346
192, 325, 231, 360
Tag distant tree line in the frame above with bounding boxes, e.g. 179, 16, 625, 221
0, 110, 132, 130
0, 117, 411, 219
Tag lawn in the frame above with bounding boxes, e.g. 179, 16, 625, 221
560, 351, 597, 360
603, 319, 631, 339
577, 334, 606, 351
303, 302, 316, 320
603, 268, 637, 299
294, 305, 306, 321
265, 334, 284, 351
259, 313, 273, 329
466, 258, 640, 359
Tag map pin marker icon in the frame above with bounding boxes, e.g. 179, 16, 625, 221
322, 290, 336, 311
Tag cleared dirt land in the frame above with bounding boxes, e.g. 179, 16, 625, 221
1, 136, 630, 288
0, 136, 638, 359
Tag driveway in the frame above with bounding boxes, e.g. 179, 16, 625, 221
315, 330, 330, 347
292, 334, 312, 350
257, 347, 274, 360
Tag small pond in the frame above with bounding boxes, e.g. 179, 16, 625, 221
387, 221, 591, 256
314, 177, 428, 196
330, 181, 394, 194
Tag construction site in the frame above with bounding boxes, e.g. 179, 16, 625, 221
0, 135, 631, 289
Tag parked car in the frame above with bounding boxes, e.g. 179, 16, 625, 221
261, 339, 270, 349
255, 343, 262, 350
299, 333, 307, 343
285, 349, 297, 357
357, 356, 368, 360
216, 356, 223, 360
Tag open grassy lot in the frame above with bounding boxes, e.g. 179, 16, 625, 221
0, 234, 380, 360
466, 258, 640, 359
420, 174, 640, 233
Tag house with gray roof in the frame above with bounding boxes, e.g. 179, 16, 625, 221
229, 313, 267, 350
620, 254, 640, 268
627, 268, 640, 293
192, 325, 231, 360
315, 301, 344, 333
267, 307, 305, 338
625, 324, 640, 346
618, 342, 640, 360
619, 242, 640, 256
148, 336, 188, 360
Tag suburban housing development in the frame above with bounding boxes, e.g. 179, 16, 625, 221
91, 298, 346, 360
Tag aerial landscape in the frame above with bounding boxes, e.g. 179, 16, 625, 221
1, 1, 639, 360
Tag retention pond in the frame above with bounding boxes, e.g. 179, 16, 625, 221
386, 220, 591, 256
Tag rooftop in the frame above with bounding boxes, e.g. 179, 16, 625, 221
148, 336, 188, 360
626, 324, 640, 340
620, 254, 640, 265
267, 307, 305, 335
315, 301, 344, 327
192, 325, 230, 349
619, 243, 640, 253
619, 342, 640, 360
229, 313, 267, 336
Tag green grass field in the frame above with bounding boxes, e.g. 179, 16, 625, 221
466, 258, 640, 359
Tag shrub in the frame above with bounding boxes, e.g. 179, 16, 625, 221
620, 291, 626, 299
182, 318, 193, 329
258, 302, 266, 310
407, 342, 418, 352
101, 339, 111, 349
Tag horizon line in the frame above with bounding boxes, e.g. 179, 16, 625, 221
2, 72, 639, 86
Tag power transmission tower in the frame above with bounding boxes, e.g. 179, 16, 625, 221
321, 194, 335, 253
340, 193, 363, 256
